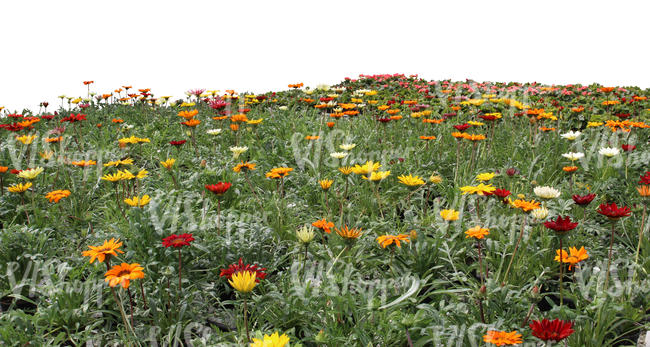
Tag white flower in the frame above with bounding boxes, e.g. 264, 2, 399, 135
316, 84, 330, 91
560, 130, 581, 140
330, 152, 348, 159
296, 225, 315, 244
340, 143, 356, 151
534, 186, 561, 199
207, 129, 222, 135
229, 146, 248, 158
561, 152, 584, 161
122, 124, 134, 129
599, 147, 620, 157
278, 106, 288, 111
530, 207, 549, 220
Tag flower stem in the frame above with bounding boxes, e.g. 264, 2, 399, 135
502, 215, 527, 285
604, 222, 616, 290
559, 237, 564, 306
243, 297, 250, 342
633, 203, 647, 282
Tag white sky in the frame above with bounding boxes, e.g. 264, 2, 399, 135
1, 0, 649, 112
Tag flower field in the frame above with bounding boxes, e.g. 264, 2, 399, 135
0, 74, 649, 346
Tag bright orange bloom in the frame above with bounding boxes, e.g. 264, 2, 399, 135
82, 238, 124, 263
70, 160, 97, 167
419, 136, 436, 140
45, 136, 63, 143
335, 225, 362, 239
483, 330, 523, 346
638, 185, 650, 197
463, 134, 486, 141
465, 226, 489, 239
231, 114, 248, 122
45, 189, 71, 203
511, 199, 541, 212
181, 119, 201, 127
305, 135, 320, 140
178, 109, 199, 120
562, 166, 578, 172
376, 234, 410, 248
104, 263, 144, 289
230, 123, 239, 131
265, 167, 293, 179
312, 218, 334, 233
233, 161, 256, 173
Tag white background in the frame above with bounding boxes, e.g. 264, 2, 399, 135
1, 0, 649, 112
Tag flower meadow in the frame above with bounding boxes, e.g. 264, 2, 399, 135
0, 74, 649, 346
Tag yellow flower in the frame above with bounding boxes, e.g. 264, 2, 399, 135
376, 234, 410, 248
228, 270, 257, 293
18, 167, 44, 180
16, 135, 37, 144
460, 183, 496, 195
398, 174, 425, 186
250, 332, 290, 347
160, 158, 175, 170
475, 172, 495, 182
467, 121, 484, 126
362, 171, 390, 182
296, 225, 316, 243
39, 151, 54, 160
124, 195, 151, 208
338, 166, 354, 175
465, 226, 489, 239
136, 169, 148, 179
104, 158, 133, 167
101, 172, 124, 182
319, 179, 333, 190
587, 121, 603, 128
429, 173, 443, 184
8, 182, 32, 193
440, 209, 459, 221
246, 118, 263, 125
351, 161, 381, 175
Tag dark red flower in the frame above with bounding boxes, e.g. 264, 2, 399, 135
572, 193, 596, 206
597, 203, 631, 220
621, 144, 636, 152
615, 113, 630, 119
479, 114, 499, 121
7, 113, 24, 118
208, 99, 228, 110
10, 169, 21, 174
453, 123, 471, 132
505, 168, 519, 177
40, 115, 55, 120
0, 123, 24, 132
162, 233, 195, 248
220, 258, 267, 283
205, 182, 232, 195
442, 112, 457, 118
376, 117, 391, 123
544, 216, 578, 234
530, 319, 574, 342
639, 171, 650, 185
169, 140, 187, 146
60, 113, 86, 123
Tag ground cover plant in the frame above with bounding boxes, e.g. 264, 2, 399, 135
0, 74, 649, 346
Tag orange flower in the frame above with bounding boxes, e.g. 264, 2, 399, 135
104, 263, 145, 289
45, 189, 71, 203
419, 136, 436, 140
463, 134, 486, 141
45, 136, 63, 143
539, 126, 556, 132
376, 234, 410, 248
212, 115, 229, 121
511, 199, 541, 212
312, 218, 334, 233
326, 122, 335, 128
562, 166, 578, 172
231, 114, 248, 122
181, 119, 201, 127
422, 118, 444, 124
465, 226, 489, 239
638, 185, 650, 197
230, 123, 239, 131
483, 330, 523, 346
335, 225, 362, 239
233, 161, 256, 173
70, 160, 97, 167
265, 167, 293, 179
0, 166, 8, 173
82, 238, 124, 263
305, 135, 320, 140
111, 118, 124, 123
178, 109, 199, 120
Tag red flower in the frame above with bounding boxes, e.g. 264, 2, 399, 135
162, 233, 195, 248
169, 140, 187, 146
493, 188, 511, 199
376, 117, 391, 123
529, 319, 574, 342
639, 171, 650, 185
597, 203, 631, 220
572, 193, 596, 206
0, 123, 25, 132
505, 168, 519, 177
61, 113, 87, 123
544, 216, 578, 234
205, 182, 232, 195
41, 115, 55, 120
219, 258, 267, 282
621, 144, 636, 152
453, 123, 471, 132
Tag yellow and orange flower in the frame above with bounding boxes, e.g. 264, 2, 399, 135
104, 263, 144, 289
376, 234, 410, 248
82, 238, 124, 263
45, 189, 71, 203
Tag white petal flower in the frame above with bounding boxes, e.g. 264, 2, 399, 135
534, 186, 561, 199
530, 207, 549, 220
330, 152, 348, 159
207, 129, 222, 135
229, 146, 248, 158
561, 152, 584, 161
340, 143, 357, 151
560, 130, 581, 140
599, 147, 620, 157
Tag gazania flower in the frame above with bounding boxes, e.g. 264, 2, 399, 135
104, 263, 145, 289
228, 270, 258, 293
8, 182, 32, 193
563, 166, 578, 172
178, 109, 199, 119
530, 206, 549, 220
597, 202, 631, 220
250, 331, 290, 347
335, 225, 362, 239
233, 161, 256, 173
162, 233, 195, 248
638, 185, 650, 197
205, 182, 232, 195
376, 234, 410, 248
296, 225, 316, 243
561, 152, 584, 161
169, 140, 187, 146
181, 119, 201, 127
318, 179, 333, 190
266, 167, 293, 179
16, 134, 37, 144
440, 209, 459, 221
338, 166, 354, 175
124, 195, 151, 208
555, 246, 588, 270
312, 218, 334, 233
544, 216, 578, 234
560, 130, 581, 140
229, 146, 248, 158
70, 160, 97, 167
599, 147, 620, 157
572, 193, 596, 206
475, 172, 496, 182
160, 158, 175, 169
621, 144, 636, 152
104, 158, 134, 167
639, 172, 650, 185
465, 226, 489, 239
82, 238, 124, 263
362, 171, 390, 182
460, 183, 496, 196
352, 161, 381, 175
483, 330, 523, 346
429, 173, 443, 184
45, 189, 71, 203
330, 152, 348, 159
220, 258, 267, 282
398, 174, 425, 186
534, 186, 560, 199
17, 167, 44, 180
529, 318, 574, 342
511, 199, 541, 212
419, 136, 436, 140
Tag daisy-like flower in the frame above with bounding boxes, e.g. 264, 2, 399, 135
555, 246, 589, 270
529, 318, 574, 343
397, 174, 425, 186
220, 258, 267, 282
233, 161, 256, 173
17, 167, 44, 180
206, 129, 222, 135
376, 234, 410, 248
162, 233, 195, 248
160, 158, 175, 170
560, 130, 581, 140
476, 172, 496, 182
228, 270, 257, 293
429, 173, 443, 184
510, 199, 541, 212
440, 209, 459, 221
296, 225, 316, 243
465, 226, 489, 239
250, 331, 290, 347
312, 218, 334, 233
16, 134, 37, 144
330, 152, 348, 159
530, 206, 549, 220
8, 182, 31, 193
229, 146, 248, 158
335, 225, 363, 239
82, 238, 124, 263
483, 330, 523, 346
318, 179, 333, 190
265, 167, 293, 179
124, 195, 151, 207
338, 166, 354, 175
104, 263, 145, 289
561, 152, 584, 161
362, 171, 391, 182
599, 147, 620, 157
205, 182, 232, 195
460, 183, 496, 195
45, 189, 71, 203
534, 186, 561, 199
351, 161, 381, 175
